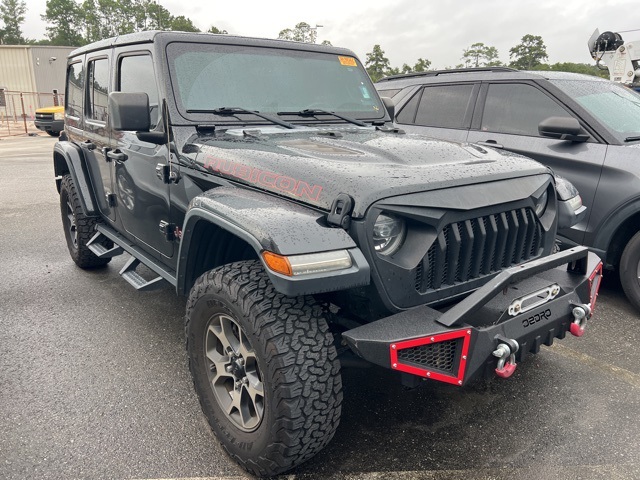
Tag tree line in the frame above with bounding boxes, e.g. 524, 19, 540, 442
0, 0, 226, 46
365, 34, 608, 82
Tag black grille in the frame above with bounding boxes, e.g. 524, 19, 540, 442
36, 113, 54, 120
397, 339, 461, 374
416, 208, 542, 292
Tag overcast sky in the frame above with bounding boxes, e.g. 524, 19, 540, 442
20, 0, 639, 68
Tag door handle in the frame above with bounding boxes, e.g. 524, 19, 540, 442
107, 149, 128, 162
475, 140, 504, 149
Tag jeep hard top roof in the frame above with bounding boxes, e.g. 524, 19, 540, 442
376, 67, 609, 88
69, 30, 356, 59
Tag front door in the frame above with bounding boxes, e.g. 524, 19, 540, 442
466, 82, 607, 245
111, 52, 173, 259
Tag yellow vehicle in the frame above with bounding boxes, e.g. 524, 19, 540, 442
34, 105, 64, 137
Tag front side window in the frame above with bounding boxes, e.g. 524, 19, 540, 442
66, 62, 84, 118
87, 58, 109, 122
550, 79, 640, 143
119, 54, 160, 129
481, 83, 569, 136
167, 42, 384, 121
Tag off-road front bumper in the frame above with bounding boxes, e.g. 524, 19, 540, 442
342, 247, 602, 385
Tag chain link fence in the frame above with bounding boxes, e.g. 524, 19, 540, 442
0, 89, 65, 137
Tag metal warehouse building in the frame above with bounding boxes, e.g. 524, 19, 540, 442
0, 45, 75, 94
0, 45, 75, 121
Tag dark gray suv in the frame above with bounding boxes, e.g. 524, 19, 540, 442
376, 68, 640, 312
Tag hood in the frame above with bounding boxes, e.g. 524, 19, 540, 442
36, 105, 64, 114
183, 127, 550, 218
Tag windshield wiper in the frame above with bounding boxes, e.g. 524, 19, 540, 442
277, 108, 367, 127
186, 107, 296, 129
624, 135, 640, 142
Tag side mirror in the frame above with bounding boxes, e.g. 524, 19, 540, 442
109, 92, 150, 132
538, 116, 589, 142
381, 96, 395, 120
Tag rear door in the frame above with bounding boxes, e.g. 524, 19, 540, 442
82, 55, 116, 222
466, 82, 607, 245
394, 83, 478, 143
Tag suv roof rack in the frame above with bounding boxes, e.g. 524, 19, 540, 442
378, 66, 518, 82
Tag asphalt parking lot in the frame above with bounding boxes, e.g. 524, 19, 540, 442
1, 135, 639, 480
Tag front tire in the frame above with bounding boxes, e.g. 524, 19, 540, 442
47, 130, 60, 137
185, 261, 342, 476
59, 174, 111, 268
620, 231, 640, 312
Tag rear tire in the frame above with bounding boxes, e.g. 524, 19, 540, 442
185, 261, 342, 476
59, 174, 111, 268
620, 231, 640, 312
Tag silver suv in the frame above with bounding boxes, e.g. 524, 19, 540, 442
376, 68, 640, 312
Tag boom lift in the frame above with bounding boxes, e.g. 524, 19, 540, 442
588, 28, 640, 88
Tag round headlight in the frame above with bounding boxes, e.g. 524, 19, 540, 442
373, 213, 406, 255
534, 189, 549, 217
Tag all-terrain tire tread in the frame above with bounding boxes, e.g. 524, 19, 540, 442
60, 174, 111, 268
185, 260, 342, 476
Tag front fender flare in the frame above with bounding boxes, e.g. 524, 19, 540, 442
176, 188, 370, 296
53, 141, 98, 216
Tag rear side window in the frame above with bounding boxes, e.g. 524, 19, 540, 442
66, 62, 84, 118
118, 55, 160, 129
414, 84, 474, 129
481, 83, 569, 136
87, 58, 109, 122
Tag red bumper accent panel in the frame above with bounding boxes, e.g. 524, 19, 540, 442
390, 329, 472, 386
589, 261, 603, 312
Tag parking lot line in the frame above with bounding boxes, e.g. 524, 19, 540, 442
551, 343, 640, 389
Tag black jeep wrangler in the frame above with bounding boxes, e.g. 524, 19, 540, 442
54, 31, 602, 476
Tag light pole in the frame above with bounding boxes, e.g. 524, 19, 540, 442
310, 24, 323, 44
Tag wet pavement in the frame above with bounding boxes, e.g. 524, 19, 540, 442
1, 135, 639, 480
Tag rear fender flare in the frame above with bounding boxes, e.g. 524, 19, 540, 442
53, 141, 98, 216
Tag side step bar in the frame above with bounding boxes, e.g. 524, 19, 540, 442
87, 232, 124, 258
119, 257, 166, 291
89, 225, 178, 291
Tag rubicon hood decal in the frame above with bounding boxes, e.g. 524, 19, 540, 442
202, 154, 324, 203
190, 130, 550, 217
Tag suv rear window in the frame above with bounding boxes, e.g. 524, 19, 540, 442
66, 62, 84, 118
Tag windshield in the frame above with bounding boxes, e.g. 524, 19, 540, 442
550, 79, 640, 142
167, 42, 384, 123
